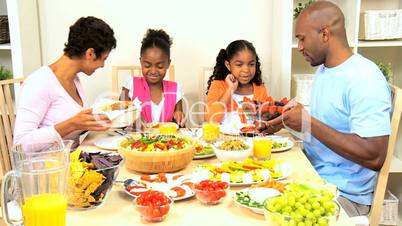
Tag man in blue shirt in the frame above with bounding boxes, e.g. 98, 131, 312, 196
259, 1, 391, 217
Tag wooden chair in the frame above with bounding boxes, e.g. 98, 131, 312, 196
111, 65, 175, 93
0, 78, 23, 226
353, 84, 402, 226
0, 78, 24, 178
196, 67, 213, 123
366, 84, 402, 226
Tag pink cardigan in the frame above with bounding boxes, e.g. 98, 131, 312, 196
13, 66, 86, 146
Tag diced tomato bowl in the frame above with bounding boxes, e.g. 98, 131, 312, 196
134, 190, 173, 222
193, 180, 230, 205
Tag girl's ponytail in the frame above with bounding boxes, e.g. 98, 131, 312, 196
206, 49, 230, 94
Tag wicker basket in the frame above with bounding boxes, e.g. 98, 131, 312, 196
359, 10, 402, 40
0, 15, 10, 44
380, 190, 399, 225
118, 134, 195, 173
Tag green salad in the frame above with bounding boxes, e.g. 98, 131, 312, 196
235, 191, 264, 208
272, 140, 288, 149
194, 143, 214, 156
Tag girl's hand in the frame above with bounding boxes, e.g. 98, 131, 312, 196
225, 74, 238, 92
71, 108, 111, 131
173, 111, 186, 127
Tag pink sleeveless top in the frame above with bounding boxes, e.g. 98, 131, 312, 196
132, 77, 177, 123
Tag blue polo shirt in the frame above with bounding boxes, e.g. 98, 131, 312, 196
304, 54, 391, 205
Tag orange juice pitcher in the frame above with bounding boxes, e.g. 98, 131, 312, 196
1, 140, 72, 226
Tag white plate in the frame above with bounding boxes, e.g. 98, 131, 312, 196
265, 136, 295, 153
193, 153, 216, 159
274, 161, 293, 180
272, 140, 294, 153
94, 135, 124, 150
124, 186, 195, 201
233, 188, 281, 215
123, 173, 195, 201
180, 128, 202, 139
220, 123, 250, 136
192, 140, 216, 159
194, 160, 292, 186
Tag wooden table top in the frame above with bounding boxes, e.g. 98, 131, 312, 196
66, 130, 353, 226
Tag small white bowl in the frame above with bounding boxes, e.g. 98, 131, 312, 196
248, 187, 280, 204
213, 139, 253, 162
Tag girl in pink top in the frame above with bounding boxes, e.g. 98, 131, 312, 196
13, 16, 117, 148
120, 29, 186, 127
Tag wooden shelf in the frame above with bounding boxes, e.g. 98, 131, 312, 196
291, 42, 357, 49
358, 40, 402, 47
0, 43, 11, 50
390, 156, 402, 173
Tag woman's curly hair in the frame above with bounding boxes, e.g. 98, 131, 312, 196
64, 16, 116, 59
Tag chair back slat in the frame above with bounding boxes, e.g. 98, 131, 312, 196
4, 83, 16, 127
0, 78, 24, 177
369, 84, 402, 226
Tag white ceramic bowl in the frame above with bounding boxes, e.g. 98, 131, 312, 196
93, 101, 140, 129
213, 139, 253, 162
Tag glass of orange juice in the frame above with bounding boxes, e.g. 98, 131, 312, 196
253, 137, 273, 160
1, 141, 72, 226
158, 122, 178, 134
202, 122, 220, 143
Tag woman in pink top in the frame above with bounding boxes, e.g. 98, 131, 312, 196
120, 29, 186, 127
13, 16, 117, 148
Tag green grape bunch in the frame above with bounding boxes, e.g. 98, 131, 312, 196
264, 185, 339, 226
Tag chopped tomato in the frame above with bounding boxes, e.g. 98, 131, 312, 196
154, 142, 167, 151
156, 173, 167, 183
195, 145, 203, 152
130, 141, 143, 149
140, 175, 155, 182
181, 181, 194, 189
172, 174, 184, 180
194, 180, 229, 203
170, 186, 186, 197
141, 144, 148, 152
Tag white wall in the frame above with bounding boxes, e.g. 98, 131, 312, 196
37, 0, 273, 110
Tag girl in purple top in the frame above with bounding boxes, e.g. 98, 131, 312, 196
13, 16, 117, 148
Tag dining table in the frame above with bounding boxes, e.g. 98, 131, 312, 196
66, 129, 354, 226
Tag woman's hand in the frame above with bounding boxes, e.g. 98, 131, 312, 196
55, 108, 111, 138
173, 111, 186, 127
225, 74, 238, 92
70, 108, 111, 131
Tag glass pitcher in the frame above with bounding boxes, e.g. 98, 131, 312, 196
1, 140, 72, 226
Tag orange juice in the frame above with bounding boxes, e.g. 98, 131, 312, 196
22, 193, 67, 226
253, 138, 273, 160
158, 123, 178, 134
202, 122, 220, 142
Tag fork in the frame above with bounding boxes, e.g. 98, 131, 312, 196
188, 128, 199, 138
115, 130, 135, 143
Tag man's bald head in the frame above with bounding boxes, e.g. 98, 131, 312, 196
297, 1, 348, 43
